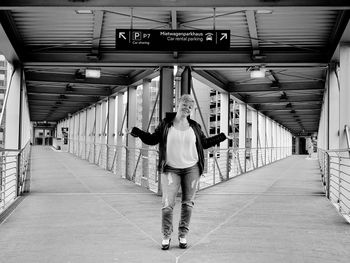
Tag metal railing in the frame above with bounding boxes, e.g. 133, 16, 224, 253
199, 146, 291, 190
318, 148, 350, 223
318, 125, 350, 223
67, 138, 291, 193
0, 141, 31, 213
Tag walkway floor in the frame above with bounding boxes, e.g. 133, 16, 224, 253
0, 146, 350, 263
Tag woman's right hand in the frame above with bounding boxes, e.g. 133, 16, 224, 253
118, 128, 131, 136
126, 127, 139, 137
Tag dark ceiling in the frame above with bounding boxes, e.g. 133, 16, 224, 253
0, 0, 350, 135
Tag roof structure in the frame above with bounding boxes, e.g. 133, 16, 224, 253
1, 0, 350, 135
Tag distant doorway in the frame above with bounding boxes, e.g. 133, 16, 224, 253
34, 128, 53, 146
299, 137, 307, 154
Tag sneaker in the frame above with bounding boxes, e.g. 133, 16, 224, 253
178, 237, 187, 249
161, 237, 171, 250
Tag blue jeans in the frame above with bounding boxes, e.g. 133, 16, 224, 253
161, 163, 200, 238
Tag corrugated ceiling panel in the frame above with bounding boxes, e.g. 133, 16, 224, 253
272, 67, 326, 82
178, 10, 251, 47
215, 68, 270, 84
24, 66, 133, 78
101, 9, 171, 48
11, 10, 94, 49
209, 67, 326, 88
257, 10, 338, 49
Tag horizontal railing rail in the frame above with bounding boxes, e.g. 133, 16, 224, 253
0, 141, 31, 213
318, 147, 350, 223
66, 138, 292, 194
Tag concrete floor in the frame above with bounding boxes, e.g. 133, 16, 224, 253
0, 146, 349, 263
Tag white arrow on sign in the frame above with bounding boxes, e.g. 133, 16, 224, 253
119, 32, 127, 40
220, 33, 228, 41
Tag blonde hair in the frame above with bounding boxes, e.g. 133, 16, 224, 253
179, 94, 195, 105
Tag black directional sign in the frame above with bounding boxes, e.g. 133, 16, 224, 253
116, 29, 230, 51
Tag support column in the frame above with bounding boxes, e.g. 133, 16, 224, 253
180, 66, 192, 95
251, 109, 258, 168
258, 113, 266, 166
158, 67, 174, 193
107, 96, 116, 170
141, 79, 151, 188
95, 102, 102, 164
239, 104, 247, 172
159, 67, 174, 119
68, 116, 73, 153
100, 100, 108, 167
328, 66, 339, 149
277, 125, 281, 159
295, 136, 300, 154
220, 92, 229, 178
272, 121, 277, 159
338, 45, 350, 149
83, 109, 87, 159
116, 93, 125, 176
87, 106, 96, 162
126, 86, 137, 181
266, 117, 272, 164
76, 112, 81, 156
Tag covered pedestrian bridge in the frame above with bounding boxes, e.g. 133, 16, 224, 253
1, 1, 350, 262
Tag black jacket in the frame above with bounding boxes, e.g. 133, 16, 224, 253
131, 112, 226, 175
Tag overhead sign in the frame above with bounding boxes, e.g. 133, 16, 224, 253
115, 29, 230, 51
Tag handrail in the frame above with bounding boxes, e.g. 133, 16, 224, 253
1, 140, 31, 213
318, 147, 350, 223
326, 149, 350, 153
0, 66, 16, 127
0, 140, 31, 153
345, 125, 350, 149
69, 138, 291, 192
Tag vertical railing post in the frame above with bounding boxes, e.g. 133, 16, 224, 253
226, 149, 230, 180
338, 155, 342, 211
213, 150, 216, 185
326, 152, 330, 199
244, 148, 247, 173
1, 154, 4, 210
16, 152, 21, 197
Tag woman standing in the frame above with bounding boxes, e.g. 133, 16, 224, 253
129, 94, 230, 250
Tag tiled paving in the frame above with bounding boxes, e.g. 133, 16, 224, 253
0, 146, 349, 263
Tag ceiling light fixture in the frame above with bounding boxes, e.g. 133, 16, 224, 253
85, 68, 101, 78
249, 66, 266, 79
75, 10, 93, 14
256, 10, 273, 14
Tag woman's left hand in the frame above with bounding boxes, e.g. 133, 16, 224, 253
226, 134, 234, 140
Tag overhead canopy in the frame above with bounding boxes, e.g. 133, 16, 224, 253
0, 0, 349, 135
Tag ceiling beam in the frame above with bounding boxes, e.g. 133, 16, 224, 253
246, 95, 323, 104
28, 97, 98, 104
229, 81, 324, 93
273, 117, 320, 122
128, 69, 159, 86
264, 111, 320, 116
91, 10, 104, 56
25, 71, 129, 86
257, 104, 321, 111
1, 0, 350, 10
23, 51, 327, 67
29, 101, 89, 107
27, 89, 110, 97
191, 69, 230, 94
0, 11, 21, 63
245, 10, 262, 61
266, 70, 280, 85
26, 81, 112, 90
327, 10, 350, 60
